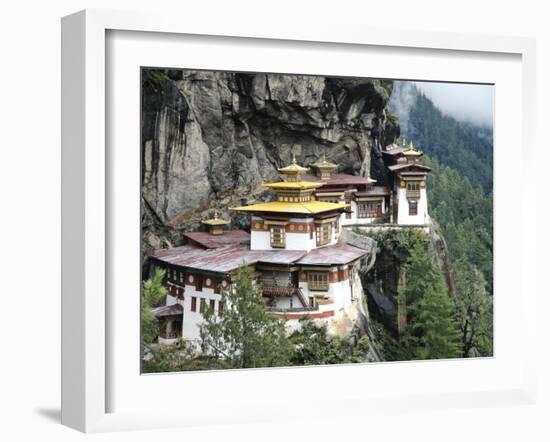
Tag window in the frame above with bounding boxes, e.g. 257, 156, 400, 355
270, 225, 286, 248
209, 299, 215, 316
200, 298, 206, 314
218, 301, 224, 318
357, 200, 383, 218
308, 272, 329, 291
191, 297, 197, 312
316, 223, 332, 246
406, 181, 421, 198
196, 275, 203, 292
408, 199, 418, 216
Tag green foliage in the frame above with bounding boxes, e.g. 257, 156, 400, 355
367, 228, 428, 260
388, 84, 494, 358
142, 339, 233, 373
424, 156, 493, 289
453, 260, 493, 357
290, 319, 371, 365
141, 269, 168, 345
199, 266, 293, 369
399, 240, 462, 360
142, 69, 170, 94
387, 113, 399, 125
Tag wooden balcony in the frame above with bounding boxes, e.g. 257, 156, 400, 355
261, 285, 314, 310
262, 286, 302, 297
406, 190, 420, 198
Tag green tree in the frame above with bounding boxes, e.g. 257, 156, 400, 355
453, 260, 493, 357
400, 241, 462, 359
141, 268, 168, 345
199, 265, 293, 369
289, 318, 371, 365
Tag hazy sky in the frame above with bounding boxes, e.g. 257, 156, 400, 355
414, 81, 494, 128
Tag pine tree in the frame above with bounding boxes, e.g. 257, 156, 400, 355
453, 260, 493, 357
141, 268, 168, 345
400, 241, 462, 360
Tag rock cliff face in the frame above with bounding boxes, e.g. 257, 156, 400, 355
360, 222, 455, 335
141, 69, 399, 267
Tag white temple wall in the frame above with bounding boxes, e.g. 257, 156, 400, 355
178, 284, 222, 343
340, 201, 358, 226
250, 230, 315, 250
396, 187, 429, 225
250, 230, 272, 250
286, 232, 316, 250
298, 277, 352, 312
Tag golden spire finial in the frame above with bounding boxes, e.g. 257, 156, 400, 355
291, 153, 297, 165
409, 141, 414, 150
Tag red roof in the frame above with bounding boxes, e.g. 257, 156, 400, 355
296, 244, 368, 265
151, 304, 183, 318
383, 144, 404, 156
303, 173, 371, 187
152, 244, 307, 274
399, 171, 429, 177
354, 186, 391, 197
182, 230, 250, 249
152, 241, 369, 274
388, 163, 432, 172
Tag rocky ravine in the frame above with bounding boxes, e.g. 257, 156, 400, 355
141, 69, 399, 271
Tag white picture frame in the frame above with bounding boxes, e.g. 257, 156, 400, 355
61, 9, 537, 433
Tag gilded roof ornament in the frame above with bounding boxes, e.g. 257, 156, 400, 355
312, 152, 338, 170
277, 154, 309, 175
202, 210, 230, 226
403, 140, 423, 156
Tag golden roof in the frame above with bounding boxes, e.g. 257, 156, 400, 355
230, 200, 350, 215
312, 153, 338, 170
263, 181, 324, 190
402, 141, 423, 157
202, 211, 230, 226
277, 154, 309, 174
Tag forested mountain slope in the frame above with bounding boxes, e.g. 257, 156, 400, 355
389, 82, 494, 357
390, 81, 493, 193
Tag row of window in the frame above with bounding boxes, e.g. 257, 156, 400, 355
190, 296, 224, 318
308, 272, 329, 291
268, 222, 336, 248
166, 268, 185, 283
164, 268, 229, 292
357, 200, 383, 218
406, 181, 421, 198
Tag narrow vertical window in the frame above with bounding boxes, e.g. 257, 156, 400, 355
191, 297, 197, 312
200, 298, 206, 314
270, 225, 286, 248
409, 200, 418, 216
218, 301, 224, 318
209, 299, 215, 316
316, 223, 332, 246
